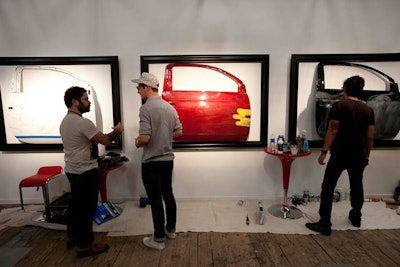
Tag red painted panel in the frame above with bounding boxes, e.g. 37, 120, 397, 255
162, 63, 251, 142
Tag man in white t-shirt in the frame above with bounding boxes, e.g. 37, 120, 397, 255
60, 86, 124, 258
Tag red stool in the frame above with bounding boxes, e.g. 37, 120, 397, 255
19, 166, 63, 210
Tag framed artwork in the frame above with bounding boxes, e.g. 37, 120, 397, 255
140, 54, 269, 149
289, 53, 400, 148
0, 56, 122, 151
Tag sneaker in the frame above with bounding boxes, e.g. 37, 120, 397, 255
305, 222, 332, 236
165, 228, 176, 239
143, 237, 165, 250
76, 243, 109, 258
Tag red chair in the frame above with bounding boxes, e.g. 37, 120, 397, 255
19, 166, 63, 210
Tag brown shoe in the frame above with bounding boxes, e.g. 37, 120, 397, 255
76, 243, 109, 258
66, 239, 75, 249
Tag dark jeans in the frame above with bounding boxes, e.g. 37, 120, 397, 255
142, 160, 176, 241
318, 155, 367, 226
66, 168, 99, 249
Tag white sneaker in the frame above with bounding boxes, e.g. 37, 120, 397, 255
143, 237, 165, 250
165, 228, 176, 239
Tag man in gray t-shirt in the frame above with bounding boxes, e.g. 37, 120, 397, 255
60, 86, 123, 258
132, 72, 182, 250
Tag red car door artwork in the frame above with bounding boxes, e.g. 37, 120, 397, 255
162, 63, 251, 142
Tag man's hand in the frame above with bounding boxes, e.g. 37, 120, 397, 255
135, 136, 140, 148
113, 122, 124, 134
318, 153, 327, 165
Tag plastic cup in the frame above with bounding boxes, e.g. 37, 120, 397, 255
290, 145, 298, 155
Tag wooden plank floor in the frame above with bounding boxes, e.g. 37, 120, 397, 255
0, 225, 399, 267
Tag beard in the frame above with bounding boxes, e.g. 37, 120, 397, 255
78, 102, 90, 114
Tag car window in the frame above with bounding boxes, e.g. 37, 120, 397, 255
324, 65, 386, 92
3, 66, 95, 144
172, 66, 238, 92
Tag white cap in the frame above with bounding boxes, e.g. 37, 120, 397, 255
131, 72, 159, 89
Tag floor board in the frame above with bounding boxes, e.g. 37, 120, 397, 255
0, 226, 399, 267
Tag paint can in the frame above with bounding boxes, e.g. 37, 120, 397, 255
139, 195, 147, 208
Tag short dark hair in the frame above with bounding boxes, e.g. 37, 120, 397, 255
64, 86, 87, 108
343, 75, 365, 97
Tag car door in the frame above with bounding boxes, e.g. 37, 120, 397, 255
162, 63, 251, 142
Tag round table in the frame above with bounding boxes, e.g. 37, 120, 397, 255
264, 148, 312, 219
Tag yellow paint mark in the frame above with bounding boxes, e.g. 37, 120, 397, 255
232, 108, 251, 127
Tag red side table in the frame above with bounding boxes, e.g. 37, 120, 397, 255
98, 163, 123, 203
264, 148, 311, 219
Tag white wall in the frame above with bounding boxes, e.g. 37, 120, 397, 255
1, 0, 400, 204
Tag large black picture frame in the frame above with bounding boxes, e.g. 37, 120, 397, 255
140, 54, 269, 149
141, 55, 269, 149
0, 56, 122, 151
289, 53, 400, 148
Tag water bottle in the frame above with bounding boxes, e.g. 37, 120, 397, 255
277, 135, 284, 153
269, 134, 276, 152
302, 130, 309, 152
257, 202, 265, 225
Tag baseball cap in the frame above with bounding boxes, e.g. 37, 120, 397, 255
131, 72, 159, 89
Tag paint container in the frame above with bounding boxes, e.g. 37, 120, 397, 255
303, 190, 310, 203
345, 190, 350, 201
333, 192, 340, 202
139, 195, 147, 208
337, 188, 343, 201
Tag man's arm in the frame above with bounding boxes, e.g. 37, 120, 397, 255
91, 122, 124, 146
135, 134, 151, 148
318, 119, 339, 165
135, 129, 182, 148
173, 129, 183, 139
365, 125, 375, 159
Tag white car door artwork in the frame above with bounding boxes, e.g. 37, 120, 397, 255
2, 66, 96, 144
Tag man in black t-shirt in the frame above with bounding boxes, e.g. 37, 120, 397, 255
306, 76, 375, 235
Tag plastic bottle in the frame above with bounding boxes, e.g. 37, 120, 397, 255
277, 135, 284, 153
302, 130, 309, 152
269, 134, 276, 152
257, 202, 265, 225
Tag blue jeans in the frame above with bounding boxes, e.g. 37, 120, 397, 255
66, 168, 99, 248
318, 155, 367, 226
142, 161, 176, 241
